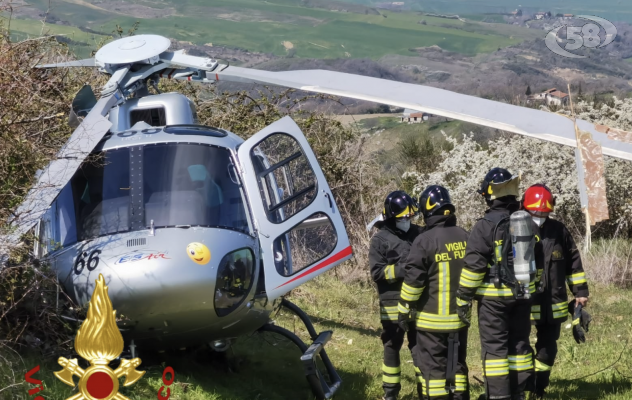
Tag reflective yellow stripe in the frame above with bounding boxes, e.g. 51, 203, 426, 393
552, 301, 567, 311
485, 359, 509, 367
396, 205, 412, 218
397, 302, 410, 314
380, 306, 399, 321
438, 262, 449, 315
572, 317, 580, 326
459, 276, 482, 288
461, 269, 485, 280
385, 264, 396, 283
495, 244, 503, 262
535, 359, 552, 372
567, 272, 587, 285
416, 312, 466, 331
531, 313, 541, 321
455, 374, 467, 392
421, 379, 449, 397
460, 269, 485, 288
485, 358, 509, 376
414, 366, 421, 374
531, 305, 541, 312
509, 363, 533, 371
382, 364, 401, 374
509, 354, 533, 371
456, 297, 469, 306
383, 375, 401, 384
476, 283, 514, 297
402, 282, 424, 295
553, 310, 567, 319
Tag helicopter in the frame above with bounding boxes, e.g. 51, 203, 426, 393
2, 34, 632, 400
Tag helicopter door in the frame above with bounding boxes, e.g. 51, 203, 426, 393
237, 116, 352, 300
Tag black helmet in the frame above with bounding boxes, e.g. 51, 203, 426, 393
419, 185, 455, 218
382, 190, 417, 221
477, 167, 519, 200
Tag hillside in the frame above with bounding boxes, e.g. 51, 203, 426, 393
7, 0, 539, 59
336, 0, 632, 24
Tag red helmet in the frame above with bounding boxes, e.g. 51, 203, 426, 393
523, 184, 555, 213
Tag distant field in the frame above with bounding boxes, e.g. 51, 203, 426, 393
5, 0, 542, 59
339, 0, 632, 24
5, 18, 107, 58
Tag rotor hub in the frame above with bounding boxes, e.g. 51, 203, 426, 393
95, 34, 171, 69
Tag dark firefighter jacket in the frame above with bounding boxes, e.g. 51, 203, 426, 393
531, 218, 589, 325
369, 221, 423, 321
457, 198, 541, 301
399, 214, 469, 332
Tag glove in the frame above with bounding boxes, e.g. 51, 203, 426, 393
397, 301, 415, 332
456, 296, 472, 327
568, 300, 592, 344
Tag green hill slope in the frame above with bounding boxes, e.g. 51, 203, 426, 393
9, 0, 541, 59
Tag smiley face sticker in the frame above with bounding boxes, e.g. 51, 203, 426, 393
187, 242, 211, 265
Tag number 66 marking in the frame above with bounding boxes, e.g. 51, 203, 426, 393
74, 249, 102, 275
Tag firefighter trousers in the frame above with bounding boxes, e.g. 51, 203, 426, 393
381, 320, 419, 398
413, 329, 469, 400
533, 323, 562, 395
477, 298, 534, 399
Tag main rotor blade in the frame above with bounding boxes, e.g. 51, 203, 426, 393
37, 58, 97, 68
214, 67, 632, 162
4, 93, 118, 246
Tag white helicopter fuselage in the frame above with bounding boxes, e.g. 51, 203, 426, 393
35, 92, 352, 351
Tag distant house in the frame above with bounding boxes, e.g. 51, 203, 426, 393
531, 88, 570, 106
563, 14, 574, 19
510, 9, 523, 16
401, 108, 430, 123
534, 11, 551, 20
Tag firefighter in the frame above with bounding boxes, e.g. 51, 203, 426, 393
522, 184, 589, 399
455, 168, 536, 400
398, 185, 470, 400
369, 190, 424, 400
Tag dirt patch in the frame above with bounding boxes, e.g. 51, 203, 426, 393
91, 0, 176, 18
187, 7, 324, 26
171, 40, 278, 68
283, 41, 294, 50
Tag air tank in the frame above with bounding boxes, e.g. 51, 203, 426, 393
510, 210, 536, 298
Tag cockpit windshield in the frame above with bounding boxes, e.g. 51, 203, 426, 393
52, 143, 249, 248
143, 143, 248, 231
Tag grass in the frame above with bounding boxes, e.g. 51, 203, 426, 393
2, 0, 542, 60
3, 18, 108, 58
4, 271, 632, 400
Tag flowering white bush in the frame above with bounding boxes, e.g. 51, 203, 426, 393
405, 97, 632, 236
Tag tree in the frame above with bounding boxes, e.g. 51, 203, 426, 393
577, 82, 583, 100
526, 85, 532, 96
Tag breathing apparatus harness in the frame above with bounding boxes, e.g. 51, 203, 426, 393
484, 211, 536, 300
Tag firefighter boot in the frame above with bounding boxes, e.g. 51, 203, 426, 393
532, 370, 550, 399
383, 385, 399, 400
511, 393, 526, 400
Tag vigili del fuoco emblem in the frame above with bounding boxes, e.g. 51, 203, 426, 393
54, 274, 145, 400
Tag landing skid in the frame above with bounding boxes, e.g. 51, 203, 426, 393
259, 298, 342, 400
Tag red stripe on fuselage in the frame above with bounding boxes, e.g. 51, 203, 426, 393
273, 246, 353, 289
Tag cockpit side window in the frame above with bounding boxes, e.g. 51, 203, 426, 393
71, 149, 131, 241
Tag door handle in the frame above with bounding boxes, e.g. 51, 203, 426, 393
323, 191, 333, 209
